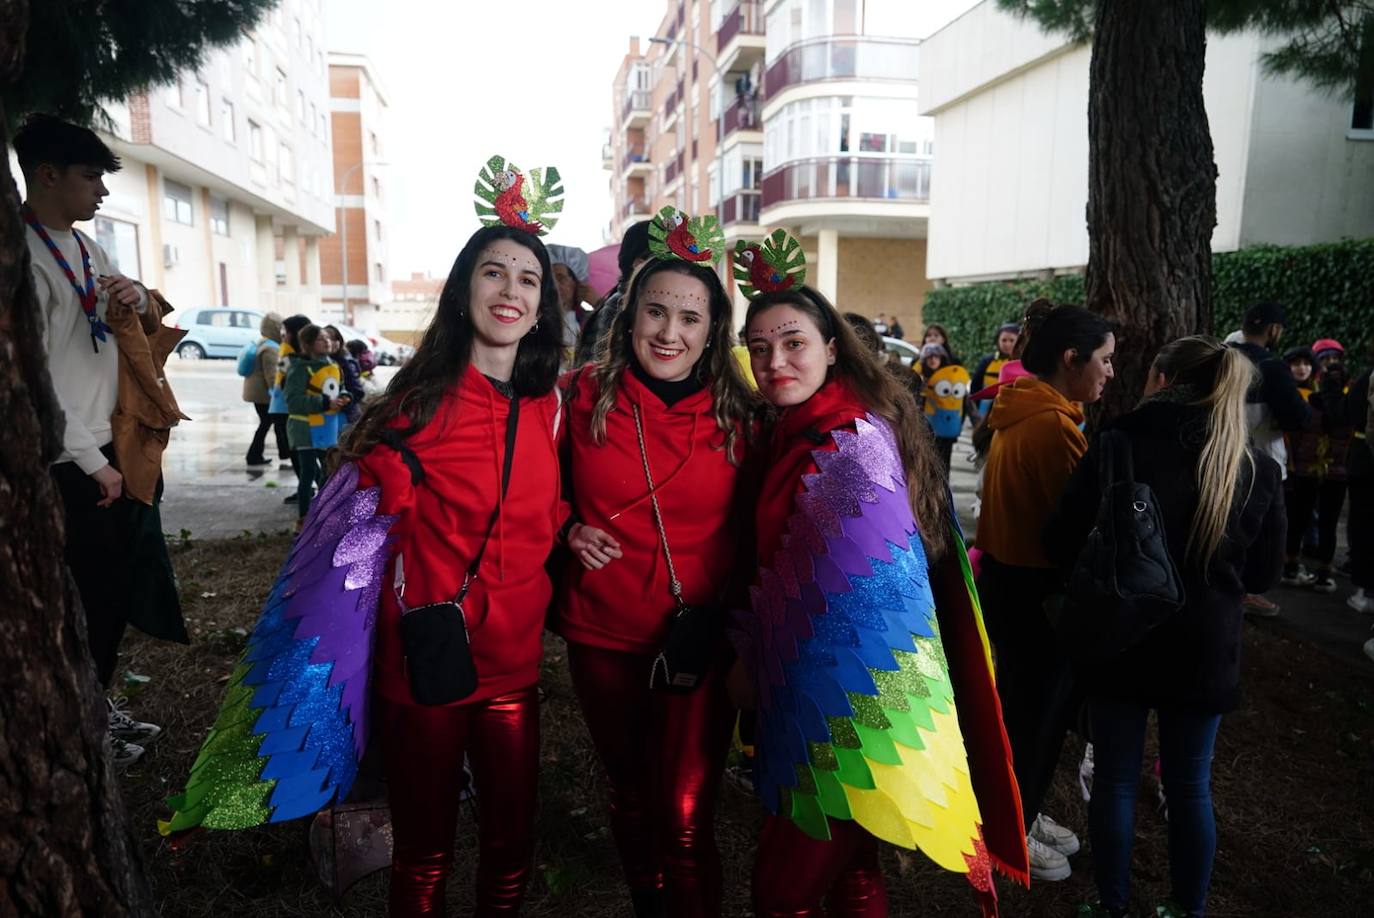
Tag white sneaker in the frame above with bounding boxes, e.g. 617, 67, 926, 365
1031, 813, 1081, 857
108, 734, 145, 769
107, 696, 161, 743
1078, 743, 1095, 802
1281, 565, 1317, 587
1026, 833, 1072, 881
1348, 589, 1374, 614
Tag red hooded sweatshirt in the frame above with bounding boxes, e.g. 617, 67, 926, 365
357, 364, 563, 706
552, 368, 746, 653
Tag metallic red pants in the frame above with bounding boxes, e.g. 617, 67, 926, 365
752, 815, 889, 917
567, 642, 734, 918
378, 686, 540, 917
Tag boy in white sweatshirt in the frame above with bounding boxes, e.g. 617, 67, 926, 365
16, 114, 166, 767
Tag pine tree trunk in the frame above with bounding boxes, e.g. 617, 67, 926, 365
1086, 0, 1217, 421
0, 2, 153, 913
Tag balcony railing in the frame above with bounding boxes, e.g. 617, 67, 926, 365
623, 195, 649, 219
721, 190, 761, 225
717, 0, 764, 48
718, 93, 760, 141
621, 89, 651, 122
663, 151, 686, 186
622, 147, 649, 170
763, 38, 920, 102
662, 82, 683, 121
760, 156, 931, 208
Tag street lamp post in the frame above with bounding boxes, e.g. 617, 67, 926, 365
649, 36, 726, 246
335, 160, 388, 325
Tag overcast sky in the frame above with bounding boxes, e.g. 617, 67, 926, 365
324, 0, 980, 278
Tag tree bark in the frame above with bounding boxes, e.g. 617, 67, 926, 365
1086, 0, 1217, 421
0, 2, 153, 913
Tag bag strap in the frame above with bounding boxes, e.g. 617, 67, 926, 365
1097, 428, 1136, 488
456, 395, 520, 603
631, 403, 685, 608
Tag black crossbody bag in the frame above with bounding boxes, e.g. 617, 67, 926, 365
631, 404, 720, 693
397, 396, 519, 705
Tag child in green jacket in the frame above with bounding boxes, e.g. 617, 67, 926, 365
285, 324, 349, 522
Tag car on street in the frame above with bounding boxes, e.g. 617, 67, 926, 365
883, 335, 920, 367
173, 307, 266, 359
331, 321, 413, 365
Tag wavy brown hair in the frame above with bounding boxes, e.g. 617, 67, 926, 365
746, 286, 951, 559
588, 257, 758, 465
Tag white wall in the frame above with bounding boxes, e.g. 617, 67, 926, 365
920, 2, 1372, 283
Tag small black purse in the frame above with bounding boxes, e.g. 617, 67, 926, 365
397, 396, 518, 705
631, 404, 719, 693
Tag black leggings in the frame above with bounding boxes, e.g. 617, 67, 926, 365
1284, 475, 1346, 570
248, 404, 290, 463
296, 448, 325, 519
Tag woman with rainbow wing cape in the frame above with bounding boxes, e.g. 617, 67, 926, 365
731, 237, 1028, 916
161, 155, 568, 916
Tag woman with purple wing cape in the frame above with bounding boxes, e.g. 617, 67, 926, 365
735, 285, 1028, 916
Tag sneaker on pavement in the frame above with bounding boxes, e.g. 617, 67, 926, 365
282, 491, 299, 504
1311, 574, 1338, 594
1031, 813, 1081, 857
1078, 743, 1095, 802
107, 696, 161, 743
1243, 593, 1280, 617
1346, 589, 1374, 614
1026, 833, 1072, 882
278, 459, 294, 470
109, 734, 145, 769
246, 456, 272, 467
1281, 565, 1317, 587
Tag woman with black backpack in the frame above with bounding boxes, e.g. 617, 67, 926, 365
1046, 335, 1286, 918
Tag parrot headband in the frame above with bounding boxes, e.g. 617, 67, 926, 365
473, 154, 564, 237
646, 206, 726, 266
732, 228, 807, 300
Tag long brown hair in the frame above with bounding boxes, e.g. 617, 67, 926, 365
1150, 335, 1256, 566
746, 286, 950, 559
588, 257, 758, 464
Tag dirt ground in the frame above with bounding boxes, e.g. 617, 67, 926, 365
117, 534, 1374, 917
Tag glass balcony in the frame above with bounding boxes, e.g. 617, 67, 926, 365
717, 0, 764, 48
760, 156, 931, 207
621, 89, 651, 123
721, 190, 761, 225
717, 94, 761, 141
763, 38, 920, 102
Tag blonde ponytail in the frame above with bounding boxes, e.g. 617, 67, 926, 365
1150, 336, 1256, 567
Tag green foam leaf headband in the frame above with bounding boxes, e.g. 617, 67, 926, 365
473, 154, 564, 237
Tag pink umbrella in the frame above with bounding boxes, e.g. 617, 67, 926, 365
587, 244, 621, 299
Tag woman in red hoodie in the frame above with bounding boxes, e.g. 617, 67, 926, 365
551, 238, 758, 917
338, 221, 566, 916
738, 285, 1026, 916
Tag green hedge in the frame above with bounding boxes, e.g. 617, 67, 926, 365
923, 239, 1374, 367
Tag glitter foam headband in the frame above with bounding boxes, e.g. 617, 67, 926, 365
473, 154, 564, 237
731, 228, 806, 300
646, 205, 725, 266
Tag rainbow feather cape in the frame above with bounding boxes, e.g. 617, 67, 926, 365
735, 413, 1028, 893
160, 462, 398, 834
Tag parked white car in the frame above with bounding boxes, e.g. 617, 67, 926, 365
882, 336, 920, 367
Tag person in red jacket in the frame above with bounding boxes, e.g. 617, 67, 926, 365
551, 243, 759, 917
338, 221, 566, 916
737, 285, 1027, 916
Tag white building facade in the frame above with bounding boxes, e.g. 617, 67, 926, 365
78, 0, 335, 319
918, 0, 1374, 285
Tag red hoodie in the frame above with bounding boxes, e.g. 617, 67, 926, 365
552, 368, 745, 653
357, 364, 563, 706
755, 377, 871, 567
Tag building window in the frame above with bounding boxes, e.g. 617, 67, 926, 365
274, 67, 288, 107
94, 216, 140, 280
194, 79, 211, 126
248, 120, 264, 160
279, 143, 295, 184
317, 112, 327, 138
243, 39, 257, 76
220, 99, 236, 142
374, 262, 385, 283
374, 219, 382, 241
309, 102, 318, 134
370, 131, 380, 156
164, 80, 183, 108
1353, 81, 1374, 134
163, 179, 193, 225
372, 176, 381, 199
210, 197, 230, 236
292, 16, 302, 47
296, 89, 306, 121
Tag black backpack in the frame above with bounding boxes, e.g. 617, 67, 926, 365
1060, 429, 1186, 660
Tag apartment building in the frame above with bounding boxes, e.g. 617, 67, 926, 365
319, 52, 391, 328
605, 0, 936, 331
918, 0, 1374, 285
78, 0, 335, 324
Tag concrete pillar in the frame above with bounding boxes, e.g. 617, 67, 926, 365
304, 236, 321, 294
283, 226, 302, 315
254, 215, 275, 312
817, 229, 839, 303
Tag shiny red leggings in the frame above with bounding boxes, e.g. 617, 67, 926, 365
378, 686, 540, 917
566, 642, 734, 918
752, 815, 889, 917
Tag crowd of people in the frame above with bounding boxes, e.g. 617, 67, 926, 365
21, 111, 1374, 918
